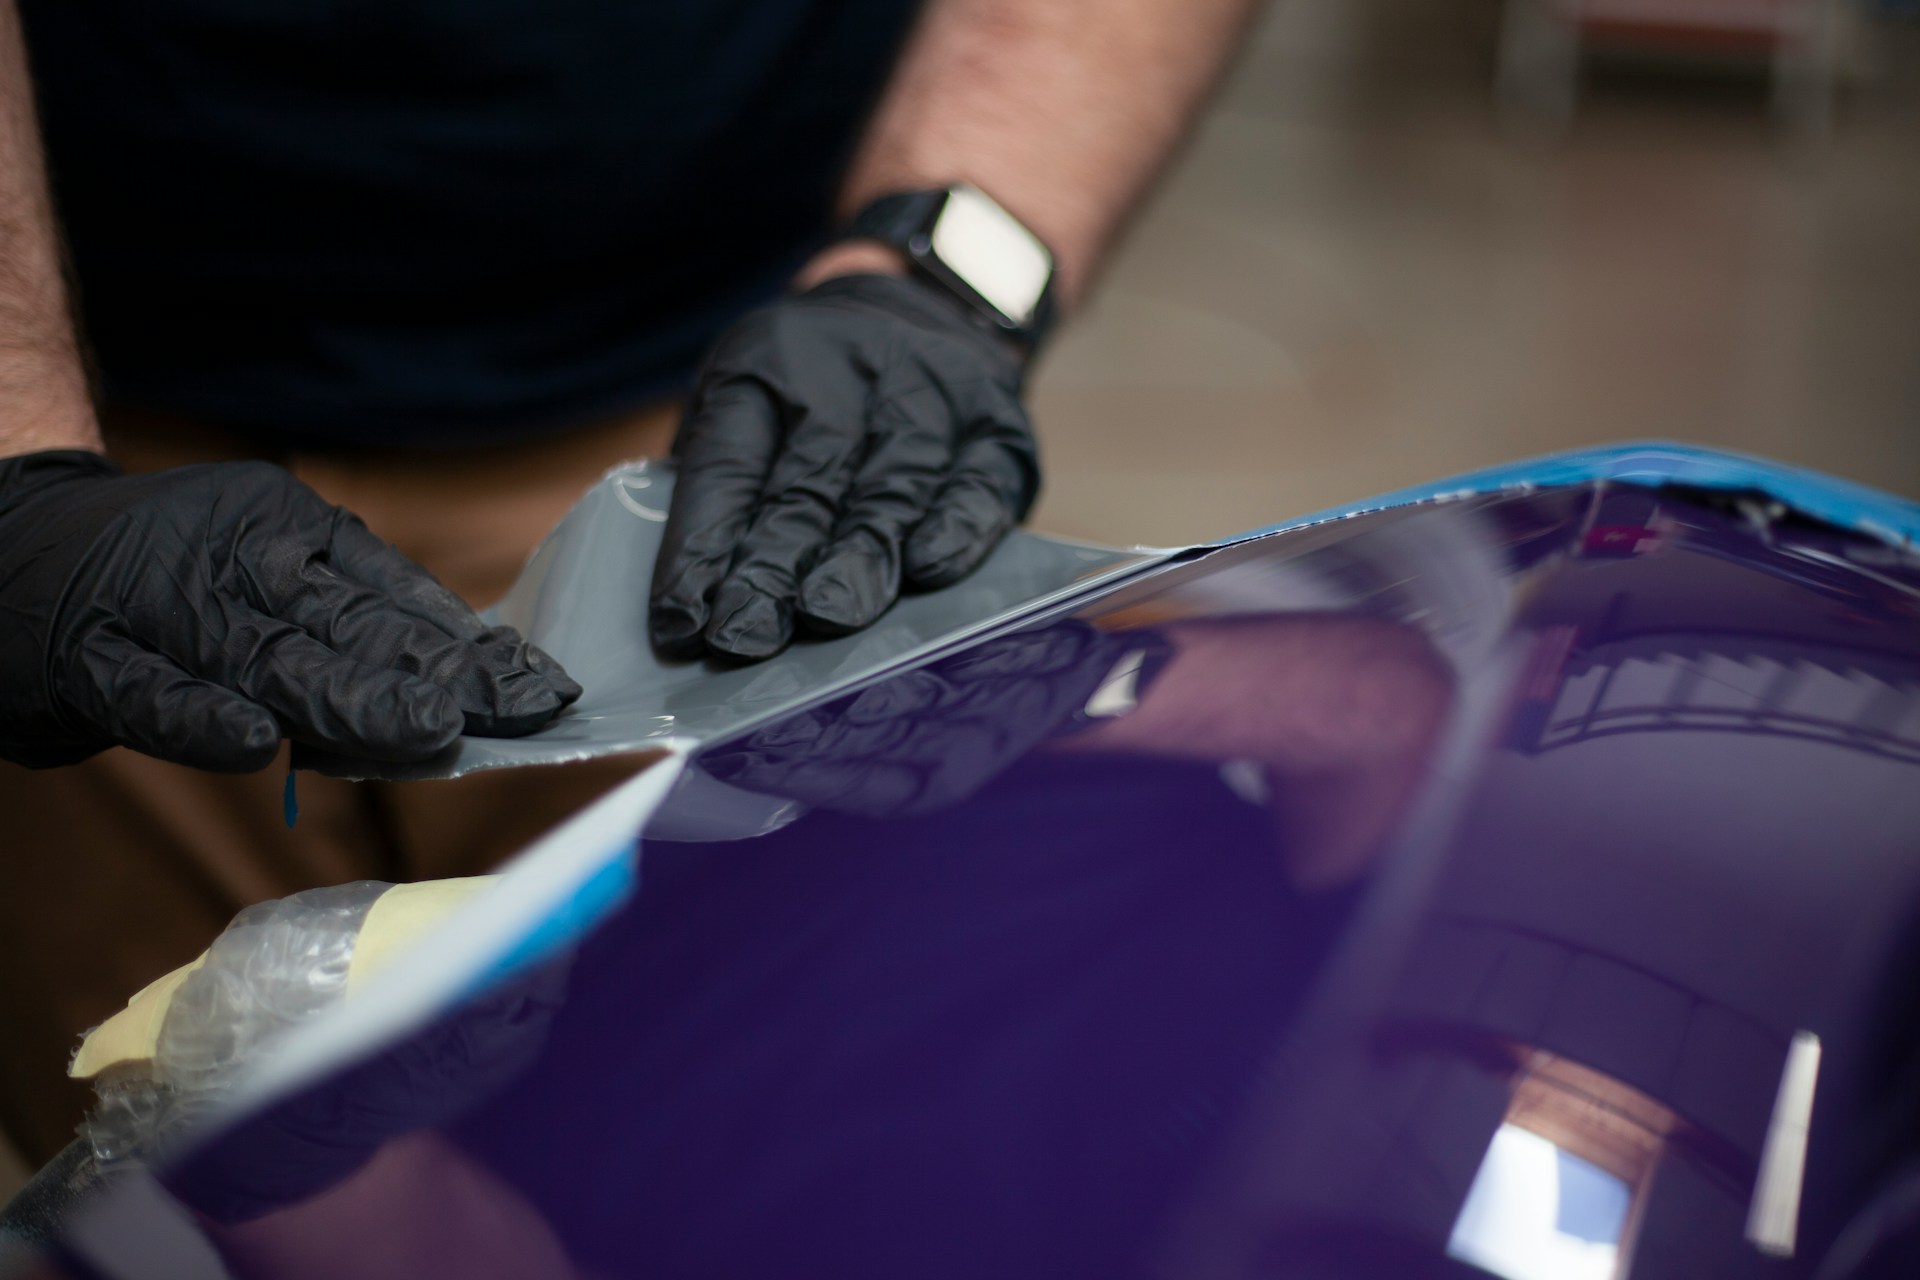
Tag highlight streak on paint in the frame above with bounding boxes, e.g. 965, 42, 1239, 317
1084, 650, 1147, 719
1747, 1030, 1822, 1257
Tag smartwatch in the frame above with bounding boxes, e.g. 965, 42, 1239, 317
843, 184, 1057, 349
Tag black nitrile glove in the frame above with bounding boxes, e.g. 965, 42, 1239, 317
650, 273, 1041, 662
0, 451, 581, 771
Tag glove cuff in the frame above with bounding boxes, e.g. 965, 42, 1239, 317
802, 273, 1032, 377
0, 448, 122, 502
0, 450, 123, 769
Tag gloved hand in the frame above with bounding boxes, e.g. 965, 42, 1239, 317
0, 450, 580, 771
650, 273, 1041, 662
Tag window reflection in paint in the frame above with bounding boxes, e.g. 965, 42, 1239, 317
1447, 1123, 1630, 1280
1444, 1047, 1677, 1280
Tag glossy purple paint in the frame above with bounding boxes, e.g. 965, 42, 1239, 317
56, 479, 1920, 1277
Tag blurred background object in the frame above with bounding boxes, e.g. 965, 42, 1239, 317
1027, 0, 1920, 547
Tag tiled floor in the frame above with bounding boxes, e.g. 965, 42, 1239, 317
1028, 0, 1920, 548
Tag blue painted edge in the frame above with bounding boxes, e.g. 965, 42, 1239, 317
467, 839, 639, 994
1227, 441, 1920, 548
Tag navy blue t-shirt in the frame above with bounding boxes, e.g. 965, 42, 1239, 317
20, 1, 923, 446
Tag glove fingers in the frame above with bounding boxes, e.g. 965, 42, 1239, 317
795, 529, 898, 638
458, 625, 584, 735
796, 375, 952, 636
650, 380, 785, 657
92, 647, 282, 773
329, 527, 583, 713
703, 418, 868, 661
904, 430, 1036, 589
233, 620, 466, 761
273, 560, 577, 735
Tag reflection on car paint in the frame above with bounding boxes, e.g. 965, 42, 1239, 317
17, 467, 1920, 1280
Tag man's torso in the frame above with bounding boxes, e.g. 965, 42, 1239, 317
21, 0, 923, 444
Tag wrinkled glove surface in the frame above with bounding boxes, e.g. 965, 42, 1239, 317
0, 451, 580, 771
651, 273, 1041, 662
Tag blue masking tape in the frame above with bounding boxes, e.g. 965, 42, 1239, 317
1231, 441, 1920, 548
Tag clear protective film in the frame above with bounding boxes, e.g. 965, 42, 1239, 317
20, 444, 1920, 1280
301, 461, 1164, 781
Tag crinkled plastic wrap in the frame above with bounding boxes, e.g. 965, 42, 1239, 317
81, 882, 390, 1165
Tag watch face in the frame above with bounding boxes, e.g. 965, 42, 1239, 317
927, 185, 1053, 328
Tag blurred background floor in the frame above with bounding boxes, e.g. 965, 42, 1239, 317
1027, 0, 1920, 548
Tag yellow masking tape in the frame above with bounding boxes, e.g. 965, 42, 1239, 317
344, 876, 498, 996
69, 958, 205, 1080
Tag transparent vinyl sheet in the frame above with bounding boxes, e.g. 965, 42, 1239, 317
61, 468, 1157, 1171
302, 461, 1163, 782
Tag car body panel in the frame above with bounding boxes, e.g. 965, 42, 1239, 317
14, 444, 1920, 1280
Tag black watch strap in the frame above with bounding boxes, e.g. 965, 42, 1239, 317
845, 191, 945, 251
840, 187, 1056, 352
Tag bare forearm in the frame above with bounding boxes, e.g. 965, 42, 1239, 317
835, 0, 1260, 309
0, 0, 96, 457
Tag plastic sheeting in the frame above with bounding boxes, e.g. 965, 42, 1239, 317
302, 461, 1160, 781
306, 442, 1920, 783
